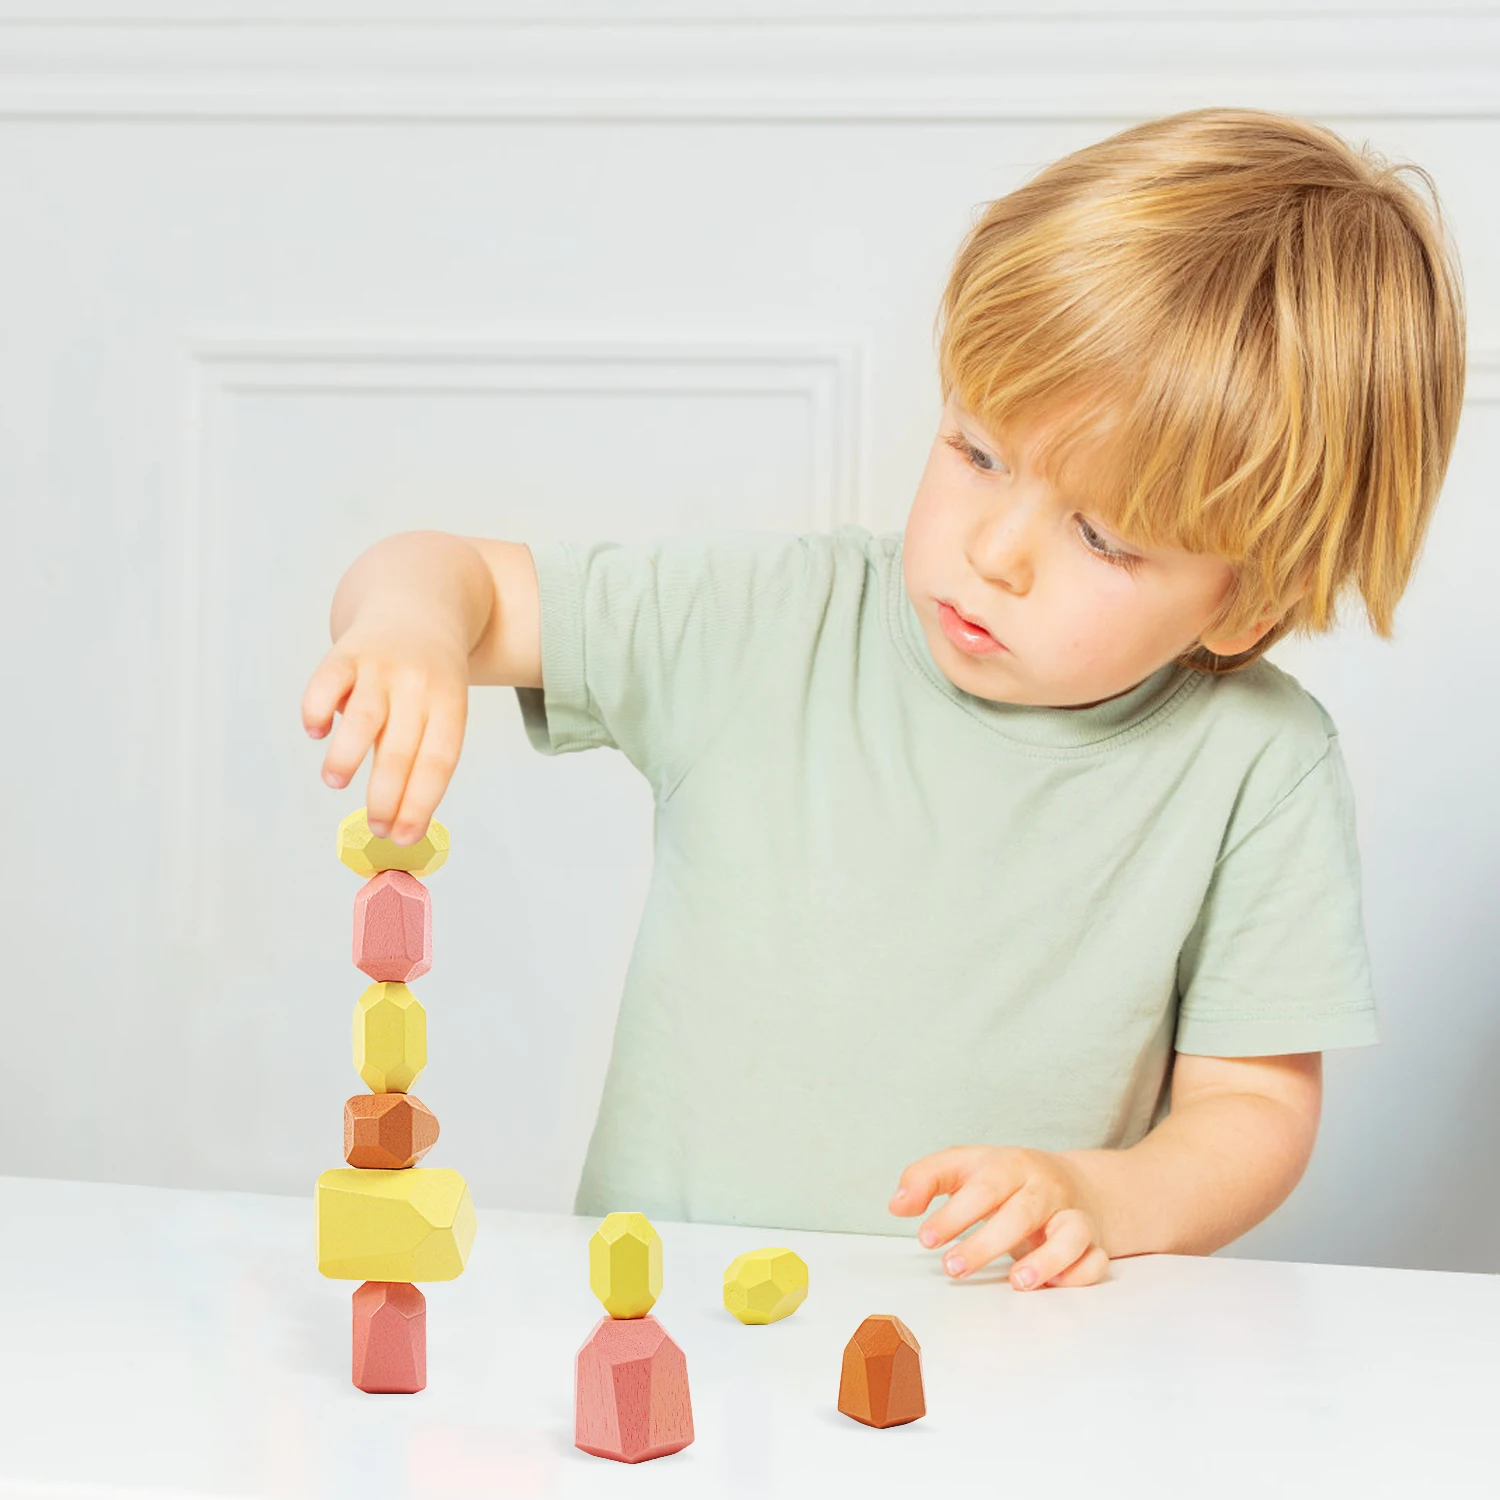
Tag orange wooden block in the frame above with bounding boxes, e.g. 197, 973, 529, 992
353, 870, 433, 983
575, 1315, 694, 1463
352, 1281, 426, 1394
343, 1093, 440, 1170
837, 1314, 925, 1428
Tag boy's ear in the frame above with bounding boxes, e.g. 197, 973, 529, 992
1199, 572, 1311, 658
1199, 614, 1281, 658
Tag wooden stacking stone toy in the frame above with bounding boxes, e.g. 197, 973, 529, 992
575, 1212, 694, 1463
838, 1314, 926, 1428
314, 809, 475, 1394
723, 1247, 809, 1325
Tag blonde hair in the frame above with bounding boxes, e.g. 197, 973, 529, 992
933, 107, 1467, 673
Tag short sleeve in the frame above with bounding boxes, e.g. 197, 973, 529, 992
514, 530, 821, 798
1174, 734, 1380, 1056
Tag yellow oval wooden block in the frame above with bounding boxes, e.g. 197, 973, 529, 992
353, 981, 427, 1093
589, 1212, 663, 1319
724, 1248, 809, 1325
315, 1168, 476, 1281
338, 806, 450, 879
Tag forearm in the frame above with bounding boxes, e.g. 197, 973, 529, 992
1059, 1088, 1319, 1259
329, 530, 495, 655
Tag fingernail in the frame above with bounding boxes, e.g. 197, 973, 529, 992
891, 1188, 907, 1203
919, 1229, 936, 1248
323, 770, 344, 787
370, 821, 389, 837
1013, 1266, 1037, 1289
945, 1255, 966, 1277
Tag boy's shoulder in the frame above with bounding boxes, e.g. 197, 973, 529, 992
1190, 657, 1346, 830
1199, 656, 1338, 747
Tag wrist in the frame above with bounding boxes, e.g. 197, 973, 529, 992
1056, 1146, 1145, 1259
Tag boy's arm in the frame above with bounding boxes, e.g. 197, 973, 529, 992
1059, 1050, 1323, 1258
321, 530, 542, 688
456, 536, 543, 688
891, 1051, 1323, 1287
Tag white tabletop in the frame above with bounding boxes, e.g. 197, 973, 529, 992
1, 1174, 1495, 1500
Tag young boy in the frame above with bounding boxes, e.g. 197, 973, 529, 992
301, 107, 1466, 1292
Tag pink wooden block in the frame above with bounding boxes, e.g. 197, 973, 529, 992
352, 1281, 426, 1394
575, 1314, 694, 1463
353, 870, 432, 982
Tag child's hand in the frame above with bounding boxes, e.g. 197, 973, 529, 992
889, 1146, 1110, 1289
301, 618, 471, 846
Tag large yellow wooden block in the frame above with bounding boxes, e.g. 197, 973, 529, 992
589, 1212, 662, 1319
338, 807, 450, 878
724, 1247, 809, 1324
315, 1168, 476, 1281
353, 981, 426, 1093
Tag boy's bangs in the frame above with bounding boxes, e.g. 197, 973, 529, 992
943, 264, 1303, 585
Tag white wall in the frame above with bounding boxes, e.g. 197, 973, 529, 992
3, 2, 1496, 1272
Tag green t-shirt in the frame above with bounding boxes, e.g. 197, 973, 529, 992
516, 525, 1378, 1236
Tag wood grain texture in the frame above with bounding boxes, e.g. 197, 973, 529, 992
351, 1280, 426, 1394
837, 1314, 925, 1428
723, 1247, 809, 1325
351, 981, 427, 1094
575, 1314, 694, 1463
353, 869, 433, 982
338, 807, 449, 879
315, 1167, 475, 1282
343, 1092, 440, 1169
588, 1212, 663, 1319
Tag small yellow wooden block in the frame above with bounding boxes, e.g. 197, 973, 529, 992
724, 1247, 809, 1325
353, 981, 427, 1093
589, 1211, 663, 1319
315, 1168, 476, 1281
337, 806, 450, 879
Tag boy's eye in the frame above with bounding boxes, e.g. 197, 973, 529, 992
944, 428, 1143, 574
943, 431, 1003, 474
1076, 516, 1142, 572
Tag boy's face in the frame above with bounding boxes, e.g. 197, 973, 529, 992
903, 395, 1251, 710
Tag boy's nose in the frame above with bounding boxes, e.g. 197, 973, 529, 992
966, 507, 1038, 596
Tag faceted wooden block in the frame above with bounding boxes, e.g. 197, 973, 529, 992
352, 1281, 426, 1394
589, 1212, 662, 1319
575, 1315, 694, 1463
838, 1314, 925, 1428
724, 1247, 809, 1325
316, 1167, 476, 1282
344, 1093, 440, 1170
338, 806, 449, 878
353, 981, 426, 1093
354, 870, 433, 982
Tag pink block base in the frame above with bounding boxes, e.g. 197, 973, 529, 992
575, 1315, 694, 1463
352, 1281, 426, 1394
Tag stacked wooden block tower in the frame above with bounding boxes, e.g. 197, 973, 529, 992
314, 808, 477, 1393
575, 1212, 695, 1462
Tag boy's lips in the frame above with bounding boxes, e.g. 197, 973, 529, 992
936, 599, 1008, 656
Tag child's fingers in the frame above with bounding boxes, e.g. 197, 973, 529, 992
1007, 1208, 1095, 1289
935, 1193, 1059, 1278
389, 690, 467, 845
889, 1146, 988, 1216
1031, 1242, 1111, 1290
302, 653, 356, 739
937, 1174, 1060, 1273
918, 1174, 1015, 1251
319, 675, 390, 789
364, 693, 429, 838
